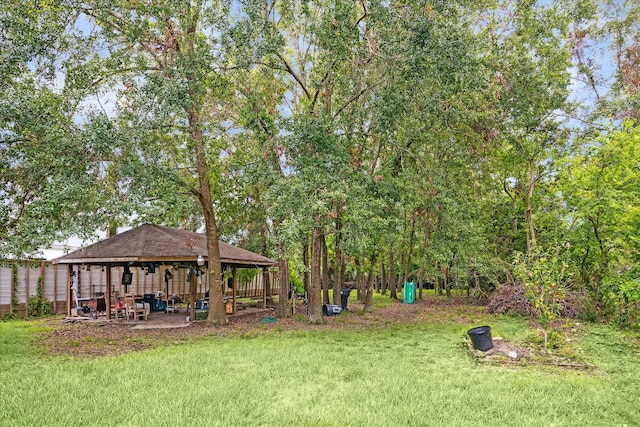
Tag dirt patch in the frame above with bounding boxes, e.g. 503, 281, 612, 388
468, 324, 594, 370
37, 295, 589, 369
39, 297, 486, 358
470, 338, 529, 363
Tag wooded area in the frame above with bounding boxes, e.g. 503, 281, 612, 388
1, 1, 639, 327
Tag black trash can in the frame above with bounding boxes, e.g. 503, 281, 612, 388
468, 326, 493, 351
143, 294, 156, 311
322, 304, 342, 316
340, 288, 353, 311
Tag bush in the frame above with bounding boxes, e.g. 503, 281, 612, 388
27, 295, 51, 318
600, 272, 640, 327
513, 248, 574, 329
27, 278, 51, 318
2, 312, 18, 321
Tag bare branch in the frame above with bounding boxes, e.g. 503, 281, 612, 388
333, 81, 379, 119
276, 52, 312, 100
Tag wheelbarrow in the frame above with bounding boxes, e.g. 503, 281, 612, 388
88, 298, 106, 319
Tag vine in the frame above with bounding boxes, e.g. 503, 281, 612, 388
8, 263, 19, 319
27, 276, 51, 318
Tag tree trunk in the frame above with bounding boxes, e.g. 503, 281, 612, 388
277, 240, 290, 318
525, 157, 537, 257
445, 252, 456, 299
380, 256, 387, 295
417, 250, 425, 301
398, 249, 406, 295
355, 257, 364, 302
333, 212, 344, 305
389, 246, 397, 299
264, 268, 272, 306
417, 218, 430, 300
321, 231, 329, 305
363, 253, 377, 312
403, 213, 416, 286
187, 105, 226, 325
308, 225, 323, 323
303, 236, 310, 295
177, 7, 225, 325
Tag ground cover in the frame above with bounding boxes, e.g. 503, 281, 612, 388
1, 295, 639, 426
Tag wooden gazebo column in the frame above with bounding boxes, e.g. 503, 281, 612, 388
105, 264, 112, 319
66, 264, 73, 316
232, 267, 237, 314
189, 266, 197, 322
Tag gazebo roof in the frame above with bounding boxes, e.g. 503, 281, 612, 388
53, 224, 276, 268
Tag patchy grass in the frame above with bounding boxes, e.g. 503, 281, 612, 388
2, 296, 640, 426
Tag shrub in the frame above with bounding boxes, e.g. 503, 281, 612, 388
27, 278, 51, 318
600, 272, 640, 328
513, 247, 574, 329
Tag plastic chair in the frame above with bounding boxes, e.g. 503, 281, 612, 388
165, 298, 176, 314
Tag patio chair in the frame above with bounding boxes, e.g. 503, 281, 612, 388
111, 299, 126, 321
125, 294, 147, 321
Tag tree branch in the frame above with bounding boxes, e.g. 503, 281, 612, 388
275, 52, 312, 100
333, 82, 379, 118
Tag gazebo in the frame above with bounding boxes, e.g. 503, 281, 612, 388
53, 224, 276, 320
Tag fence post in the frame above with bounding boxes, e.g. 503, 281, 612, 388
40, 261, 45, 306
24, 261, 29, 317
53, 263, 58, 314
10, 262, 16, 315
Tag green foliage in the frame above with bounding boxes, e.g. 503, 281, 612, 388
513, 245, 574, 329
560, 122, 640, 327
525, 328, 566, 351
289, 263, 304, 294
27, 278, 51, 318
11, 264, 18, 314
1, 0, 637, 329
600, 271, 640, 328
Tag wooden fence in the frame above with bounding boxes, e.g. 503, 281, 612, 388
0, 260, 279, 318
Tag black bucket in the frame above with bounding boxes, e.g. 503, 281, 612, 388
468, 326, 493, 351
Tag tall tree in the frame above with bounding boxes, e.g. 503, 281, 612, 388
62, 0, 276, 324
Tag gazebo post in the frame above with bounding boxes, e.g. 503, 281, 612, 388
189, 266, 196, 321
66, 264, 73, 316
105, 264, 112, 319
232, 267, 237, 314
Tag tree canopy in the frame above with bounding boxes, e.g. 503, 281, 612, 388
1, 0, 638, 325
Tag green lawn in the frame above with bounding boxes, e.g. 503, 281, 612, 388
1, 306, 639, 426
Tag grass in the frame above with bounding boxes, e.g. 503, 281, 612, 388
1, 308, 640, 426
